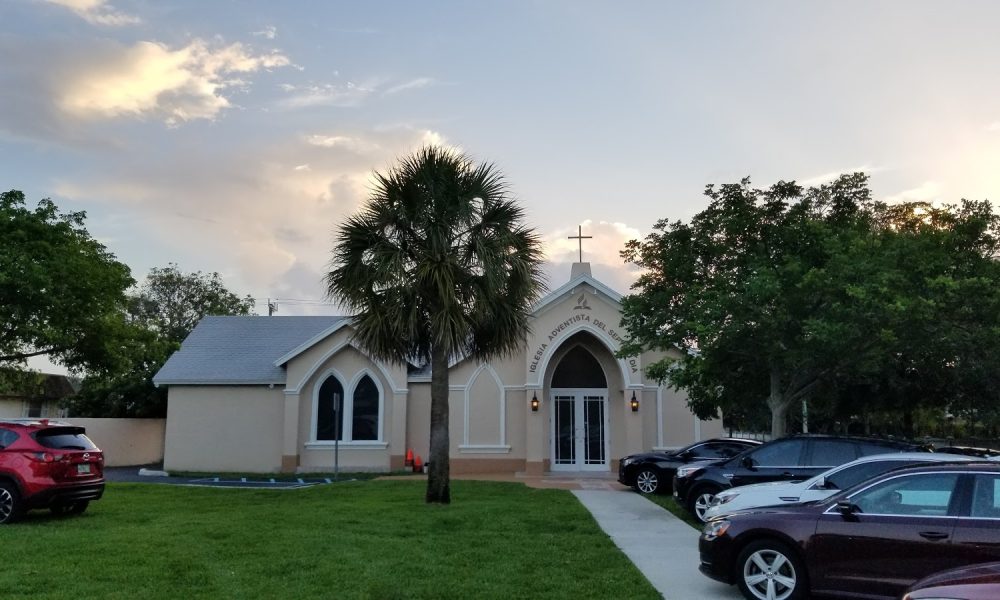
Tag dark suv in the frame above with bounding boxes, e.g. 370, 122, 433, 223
673, 434, 924, 521
0, 419, 105, 524
618, 438, 761, 495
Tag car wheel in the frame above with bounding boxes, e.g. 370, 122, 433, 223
735, 539, 808, 600
688, 485, 721, 523
0, 481, 23, 525
634, 469, 661, 494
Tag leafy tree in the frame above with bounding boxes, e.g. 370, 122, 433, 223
619, 174, 1000, 437
128, 263, 256, 345
326, 146, 545, 504
70, 265, 256, 417
0, 190, 133, 372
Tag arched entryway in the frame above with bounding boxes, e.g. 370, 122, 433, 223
549, 342, 609, 471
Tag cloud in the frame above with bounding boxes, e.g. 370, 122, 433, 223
59, 39, 290, 125
306, 134, 364, 149
799, 164, 886, 187
278, 76, 437, 109
884, 181, 942, 204
541, 220, 644, 293
45, 0, 140, 26
277, 81, 377, 109
252, 26, 277, 40
50, 126, 454, 311
383, 77, 434, 96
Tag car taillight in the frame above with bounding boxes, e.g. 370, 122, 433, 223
22, 452, 64, 463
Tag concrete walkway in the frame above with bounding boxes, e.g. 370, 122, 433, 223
573, 490, 743, 600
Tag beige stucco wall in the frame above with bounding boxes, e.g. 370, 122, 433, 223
67, 418, 165, 466
164, 386, 283, 473
0, 400, 22, 418
406, 382, 431, 462
466, 367, 502, 446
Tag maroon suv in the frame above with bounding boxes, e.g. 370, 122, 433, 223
0, 419, 105, 524
699, 462, 1000, 600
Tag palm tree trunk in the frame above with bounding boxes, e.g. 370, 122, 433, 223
426, 344, 451, 504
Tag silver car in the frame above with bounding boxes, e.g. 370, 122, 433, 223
703, 451, 977, 521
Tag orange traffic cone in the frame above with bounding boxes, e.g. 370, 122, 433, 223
405, 448, 414, 467
413, 455, 423, 473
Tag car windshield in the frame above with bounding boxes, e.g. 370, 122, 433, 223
823, 460, 915, 490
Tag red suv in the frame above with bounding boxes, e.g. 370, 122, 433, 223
0, 419, 105, 524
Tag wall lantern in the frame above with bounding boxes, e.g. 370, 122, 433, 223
531, 392, 539, 412
630, 391, 639, 412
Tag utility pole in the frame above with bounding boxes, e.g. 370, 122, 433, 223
267, 299, 277, 316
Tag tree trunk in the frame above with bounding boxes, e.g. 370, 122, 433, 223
767, 369, 789, 438
426, 344, 451, 504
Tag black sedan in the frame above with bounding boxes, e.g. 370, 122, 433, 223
699, 462, 1000, 600
617, 438, 760, 495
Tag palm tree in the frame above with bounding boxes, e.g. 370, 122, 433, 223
326, 146, 545, 503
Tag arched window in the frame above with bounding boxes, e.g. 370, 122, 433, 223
314, 372, 382, 443
352, 375, 379, 441
316, 376, 344, 441
552, 345, 607, 388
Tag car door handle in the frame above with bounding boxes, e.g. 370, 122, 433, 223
919, 531, 949, 541
781, 472, 795, 477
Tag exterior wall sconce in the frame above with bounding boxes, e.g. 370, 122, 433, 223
630, 391, 639, 412
531, 392, 539, 412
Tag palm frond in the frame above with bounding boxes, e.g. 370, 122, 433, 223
326, 146, 546, 365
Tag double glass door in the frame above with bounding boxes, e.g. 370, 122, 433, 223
550, 388, 608, 471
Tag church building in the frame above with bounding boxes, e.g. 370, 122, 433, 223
153, 260, 722, 474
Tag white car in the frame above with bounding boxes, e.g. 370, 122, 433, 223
703, 451, 977, 521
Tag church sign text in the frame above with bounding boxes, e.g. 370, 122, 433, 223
529, 312, 640, 375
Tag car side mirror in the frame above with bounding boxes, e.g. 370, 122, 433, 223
741, 456, 755, 469
815, 476, 827, 489
836, 501, 859, 517
679, 450, 694, 461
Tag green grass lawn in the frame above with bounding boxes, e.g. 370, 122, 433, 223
2, 480, 660, 600
643, 494, 702, 530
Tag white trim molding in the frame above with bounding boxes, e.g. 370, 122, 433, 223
309, 368, 386, 445
531, 273, 622, 315
528, 321, 634, 388
305, 441, 388, 450
656, 385, 665, 448
458, 445, 511, 454
463, 364, 507, 448
274, 319, 353, 366
286, 339, 406, 395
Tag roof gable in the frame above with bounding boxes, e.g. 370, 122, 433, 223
531, 272, 621, 316
273, 319, 354, 367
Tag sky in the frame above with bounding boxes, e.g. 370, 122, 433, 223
4, 1, 1000, 372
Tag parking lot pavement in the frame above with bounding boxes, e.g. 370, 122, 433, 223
573, 490, 743, 600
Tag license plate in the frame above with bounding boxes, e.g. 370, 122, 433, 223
77, 464, 91, 474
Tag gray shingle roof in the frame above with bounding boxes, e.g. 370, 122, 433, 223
153, 316, 348, 386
